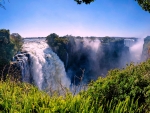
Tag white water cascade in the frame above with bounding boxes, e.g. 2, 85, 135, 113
124, 38, 144, 63
22, 38, 70, 91
129, 39, 144, 63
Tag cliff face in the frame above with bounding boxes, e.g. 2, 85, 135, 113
142, 36, 150, 60
99, 39, 130, 74
47, 35, 131, 85
13, 51, 31, 82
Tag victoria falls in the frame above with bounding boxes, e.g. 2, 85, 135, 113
1, 0, 150, 112
8, 33, 145, 92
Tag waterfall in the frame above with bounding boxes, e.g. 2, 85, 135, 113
124, 38, 144, 63
124, 39, 135, 47
21, 38, 70, 91
129, 39, 144, 63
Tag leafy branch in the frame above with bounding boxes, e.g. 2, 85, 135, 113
0, 0, 5, 9
0, 0, 9, 9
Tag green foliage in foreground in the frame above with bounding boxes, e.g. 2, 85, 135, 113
85, 61, 150, 112
0, 80, 144, 113
1, 59, 150, 112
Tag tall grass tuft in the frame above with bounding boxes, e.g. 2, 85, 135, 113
0, 79, 147, 112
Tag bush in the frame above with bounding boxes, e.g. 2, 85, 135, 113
85, 60, 150, 112
1, 60, 150, 112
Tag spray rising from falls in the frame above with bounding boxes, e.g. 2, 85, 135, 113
22, 39, 70, 91
129, 39, 144, 63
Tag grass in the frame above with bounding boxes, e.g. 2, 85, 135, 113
0, 80, 146, 113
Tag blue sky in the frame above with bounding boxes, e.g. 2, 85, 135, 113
0, 0, 150, 38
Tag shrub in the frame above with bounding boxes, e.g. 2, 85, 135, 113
1, 60, 150, 112
85, 60, 150, 112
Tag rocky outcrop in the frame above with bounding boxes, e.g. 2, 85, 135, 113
142, 36, 150, 60
12, 51, 32, 82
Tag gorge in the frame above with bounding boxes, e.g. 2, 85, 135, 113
12, 35, 146, 92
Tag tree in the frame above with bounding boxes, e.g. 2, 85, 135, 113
0, 29, 23, 68
0, 29, 15, 67
46, 33, 59, 46
10, 33, 23, 52
74, 0, 94, 4
135, 0, 150, 12
0, 0, 6, 9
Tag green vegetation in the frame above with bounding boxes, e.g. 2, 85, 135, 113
46, 33, 68, 63
46, 33, 68, 48
135, 0, 150, 12
10, 33, 23, 52
85, 61, 150, 112
0, 29, 23, 69
1, 59, 150, 112
0, 29, 14, 67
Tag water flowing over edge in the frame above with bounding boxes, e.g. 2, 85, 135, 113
22, 39, 70, 91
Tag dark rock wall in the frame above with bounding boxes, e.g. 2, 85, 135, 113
47, 35, 131, 85
142, 36, 150, 60
13, 51, 32, 83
